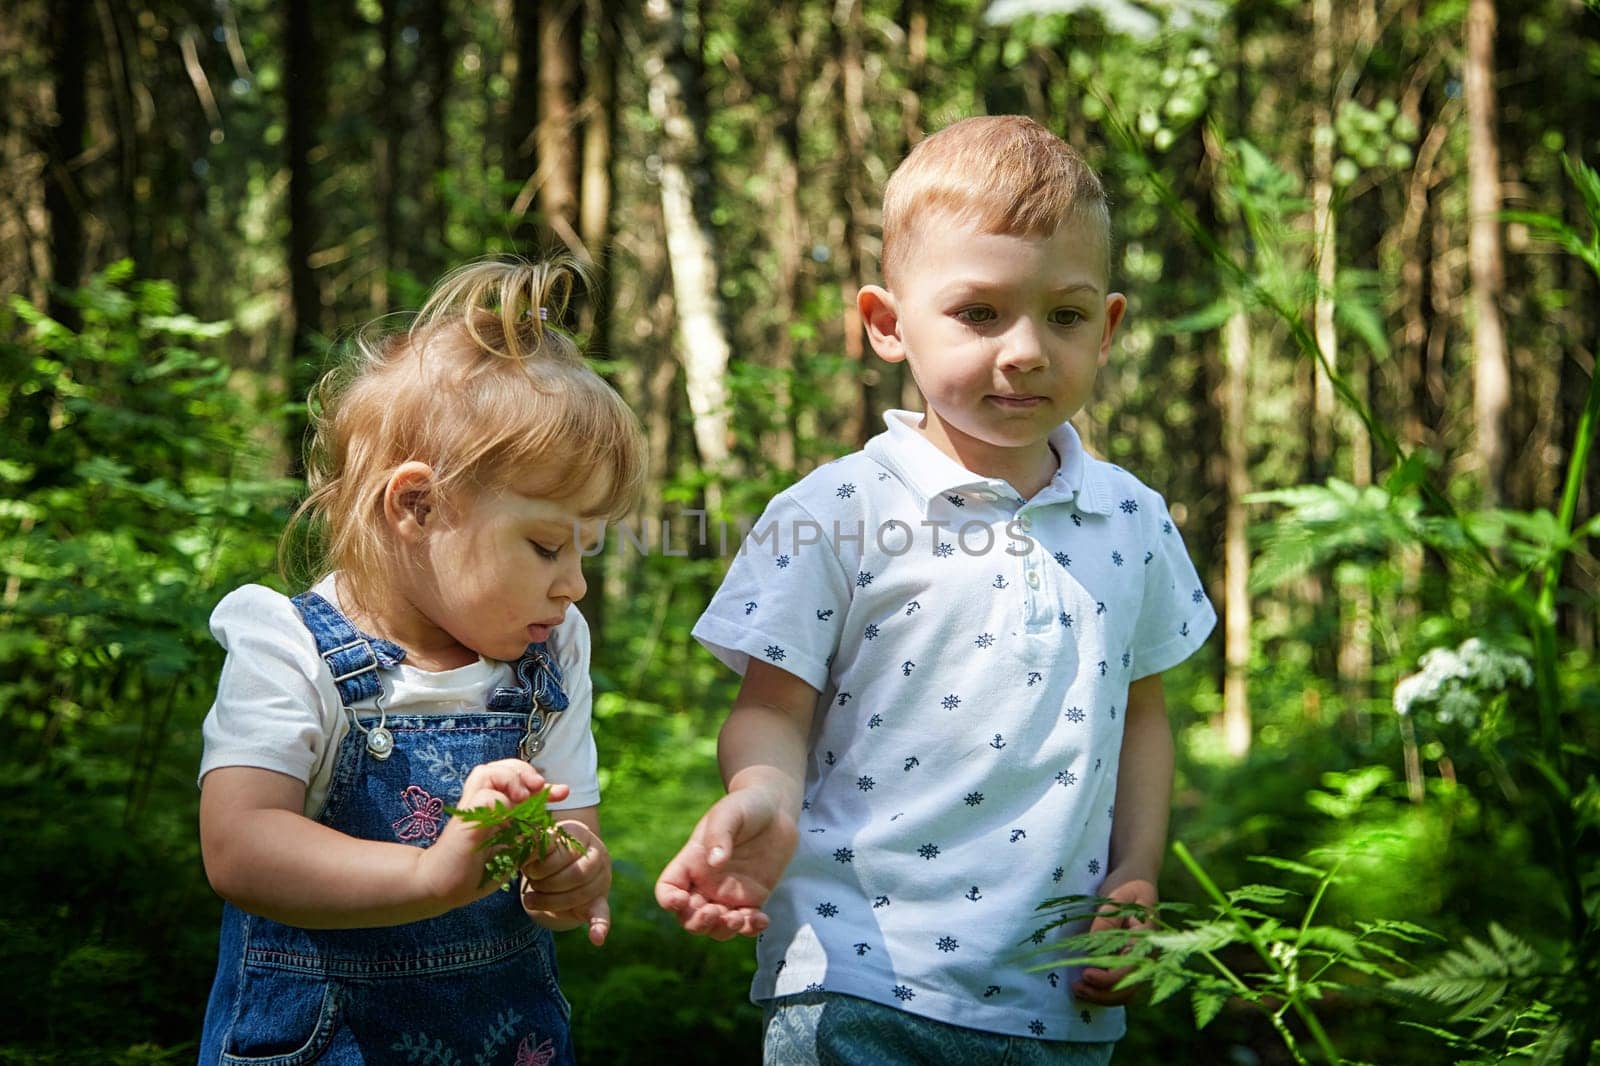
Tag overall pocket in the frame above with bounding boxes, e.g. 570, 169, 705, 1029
217, 968, 340, 1066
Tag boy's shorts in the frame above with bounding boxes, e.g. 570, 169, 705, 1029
762, 991, 1117, 1065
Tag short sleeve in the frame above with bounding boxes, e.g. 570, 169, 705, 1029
1129, 496, 1217, 679
692, 490, 853, 692
198, 584, 340, 788
542, 605, 601, 810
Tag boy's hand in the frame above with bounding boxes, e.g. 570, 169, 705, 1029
421, 759, 569, 910
520, 819, 612, 946
654, 788, 798, 940
1071, 874, 1157, 1006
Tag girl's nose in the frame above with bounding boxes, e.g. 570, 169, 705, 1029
553, 555, 588, 604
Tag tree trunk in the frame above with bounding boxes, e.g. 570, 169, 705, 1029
579, 0, 615, 264
375, 0, 401, 311
285, 0, 325, 472
507, 1, 540, 247
419, 0, 452, 274
539, 1, 582, 252
1466, 0, 1508, 504
833, 0, 874, 446
645, 0, 734, 495
896, 0, 927, 414
1221, 309, 1253, 759
769, 4, 806, 473
1309, 0, 1337, 483
44, 0, 87, 329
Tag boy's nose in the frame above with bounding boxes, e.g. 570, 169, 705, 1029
997, 318, 1048, 372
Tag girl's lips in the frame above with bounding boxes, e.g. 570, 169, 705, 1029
526, 621, 561, 642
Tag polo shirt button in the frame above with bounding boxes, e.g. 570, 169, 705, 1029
1019, 514, 1033, 532
1025, 570, 1041, 589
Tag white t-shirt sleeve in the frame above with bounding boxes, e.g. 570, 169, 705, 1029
1130, 492, 1217, 679
198, 584, 341, 788
542, 604, 601, 810
692, 489, 852, 692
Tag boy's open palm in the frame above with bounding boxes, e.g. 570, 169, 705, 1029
655, 789, 798, 941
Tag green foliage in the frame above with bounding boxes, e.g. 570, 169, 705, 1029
0, 263, 292, 1057
446, 789, 587, 890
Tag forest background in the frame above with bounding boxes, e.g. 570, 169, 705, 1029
3, 0, 1599, 1063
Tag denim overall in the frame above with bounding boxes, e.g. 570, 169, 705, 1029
199, 591, 577, 1065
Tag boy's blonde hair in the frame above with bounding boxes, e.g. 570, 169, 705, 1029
284, 254, 646, 611
880, 115, 1111, 287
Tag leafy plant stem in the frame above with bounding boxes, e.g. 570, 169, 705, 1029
1173, 842, 1345, 1066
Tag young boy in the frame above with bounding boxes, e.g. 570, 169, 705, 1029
656, 115, 1216, 1062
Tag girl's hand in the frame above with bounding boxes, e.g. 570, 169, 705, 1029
420, 759, 570, 911
1071, 874, 1157, 1006
520, 815, 611, 946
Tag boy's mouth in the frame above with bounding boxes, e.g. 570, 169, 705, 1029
988, 394, 1046, 409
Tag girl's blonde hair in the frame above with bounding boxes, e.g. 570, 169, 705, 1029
880, 115, 1111, 287
282, 254, 646, 610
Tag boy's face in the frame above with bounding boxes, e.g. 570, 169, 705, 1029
863, 214, 1126, 481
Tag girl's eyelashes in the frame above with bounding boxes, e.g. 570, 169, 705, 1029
529, 541, 562, 561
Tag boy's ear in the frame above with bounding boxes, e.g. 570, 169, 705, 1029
1098, 292, 1128, 366
384, 461, 436, 541
858, 285, 906, 363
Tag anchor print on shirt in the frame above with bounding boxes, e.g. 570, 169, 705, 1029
992, 574, 1009, 589
903, 756, 920, 771
816, 609, 834, 621
1027, 671, 1043, 687
965, 885, 983, 901
901, 660, 915, 677
990, 733, 1007, 749
904, 600, 921, 616
744, 601, 758, 615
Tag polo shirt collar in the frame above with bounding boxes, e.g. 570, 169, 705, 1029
863, 410, 1116, 515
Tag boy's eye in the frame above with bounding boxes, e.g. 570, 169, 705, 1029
1051, 308, 1086, 326
529, 541, 562, 561
955, 307, 996, 325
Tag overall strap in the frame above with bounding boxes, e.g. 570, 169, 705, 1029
488, 643, 570, 759
290, 591, 408, 709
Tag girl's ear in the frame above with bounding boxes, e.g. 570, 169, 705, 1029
384, 461, 437, 541
859, 285, 906, 363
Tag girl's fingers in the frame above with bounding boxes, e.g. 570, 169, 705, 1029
585, 896, 610, 946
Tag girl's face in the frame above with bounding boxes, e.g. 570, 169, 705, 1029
384, 466, 611, 669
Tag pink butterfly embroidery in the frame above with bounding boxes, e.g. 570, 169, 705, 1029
515, 1035, 556, 1066
390, 785, 443, 842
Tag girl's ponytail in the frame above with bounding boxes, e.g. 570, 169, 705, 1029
413, 254, 594, 366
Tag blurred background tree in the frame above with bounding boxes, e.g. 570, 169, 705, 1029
2, 0, 1597, 1062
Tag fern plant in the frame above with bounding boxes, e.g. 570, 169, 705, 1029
1032, 839, 1437, 1066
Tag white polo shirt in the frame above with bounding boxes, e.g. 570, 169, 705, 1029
692, 410, 1216, 1042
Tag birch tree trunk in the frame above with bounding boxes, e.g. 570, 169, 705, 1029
645, 0, 734, 491
1221, 308, 1253, 759
1466, 0, 1508, 505
1310, 0, 1337, 481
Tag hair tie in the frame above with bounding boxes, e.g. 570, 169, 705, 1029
523, 307, 550, 322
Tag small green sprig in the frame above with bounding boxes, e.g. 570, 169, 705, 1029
446, 787, 586, 891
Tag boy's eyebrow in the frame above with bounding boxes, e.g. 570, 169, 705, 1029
935, 279, 1103, 299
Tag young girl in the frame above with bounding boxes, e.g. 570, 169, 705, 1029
197, 256, 644, 1065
